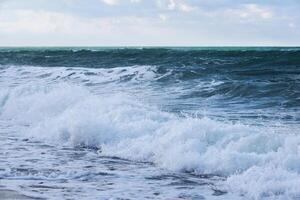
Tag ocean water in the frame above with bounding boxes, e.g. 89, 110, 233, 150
0, 47, 299, 200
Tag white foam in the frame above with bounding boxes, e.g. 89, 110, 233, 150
227, 166, 300, 199
0, 65, 159, 85
0, 79, 300, 199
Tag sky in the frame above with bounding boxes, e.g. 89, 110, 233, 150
0, 0, 299, 46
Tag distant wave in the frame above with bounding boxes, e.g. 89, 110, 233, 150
1, 47, 300, 69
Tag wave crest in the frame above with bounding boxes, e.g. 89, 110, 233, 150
1, 83, 300, 199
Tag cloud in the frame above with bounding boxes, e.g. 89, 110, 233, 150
0, 9, 115, 34
288, 22, 296, 28
178, 3, 196, 12
226, 4, 273, 20
0, 7, 179, 46
157, 0, 197, 12
100, 0, 120, 6
100, 0, 141, 6
158, 14, 168, 21
0, 0, 299, 45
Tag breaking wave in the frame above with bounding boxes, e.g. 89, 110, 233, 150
1, 82, 299, 199
1, 47, 300, 199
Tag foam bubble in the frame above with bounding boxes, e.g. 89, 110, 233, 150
1, 82, 299, 199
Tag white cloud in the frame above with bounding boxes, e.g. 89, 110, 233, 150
158, 14, 168, 21
226, 4, 273, 21
178, 3, 196, 12
167, 0, 175, 10
100, 0, 141, 6
0, 0, 299, 45
0, 7, 179, 46
100, 0, 120, 6
0, 9, 115, 34
157, 0, 197, 12
288, 22, 296, 28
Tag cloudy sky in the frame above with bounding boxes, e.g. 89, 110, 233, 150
0, 0, 299, 46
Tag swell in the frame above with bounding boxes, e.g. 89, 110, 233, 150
1, 47, 300, 69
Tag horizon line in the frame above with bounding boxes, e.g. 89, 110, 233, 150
1, 45, 300, 48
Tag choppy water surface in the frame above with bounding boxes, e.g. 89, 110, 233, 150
0, 47, 300, 200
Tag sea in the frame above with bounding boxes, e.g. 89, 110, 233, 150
0, 47, 299, 200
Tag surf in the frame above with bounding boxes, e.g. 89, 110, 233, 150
1, 79, 299, 199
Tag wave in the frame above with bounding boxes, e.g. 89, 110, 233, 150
1, 47, 300, 69
1, 82, 300, 199
1, 64, 299, 122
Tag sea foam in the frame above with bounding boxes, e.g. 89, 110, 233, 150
1, 82, 300, 199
